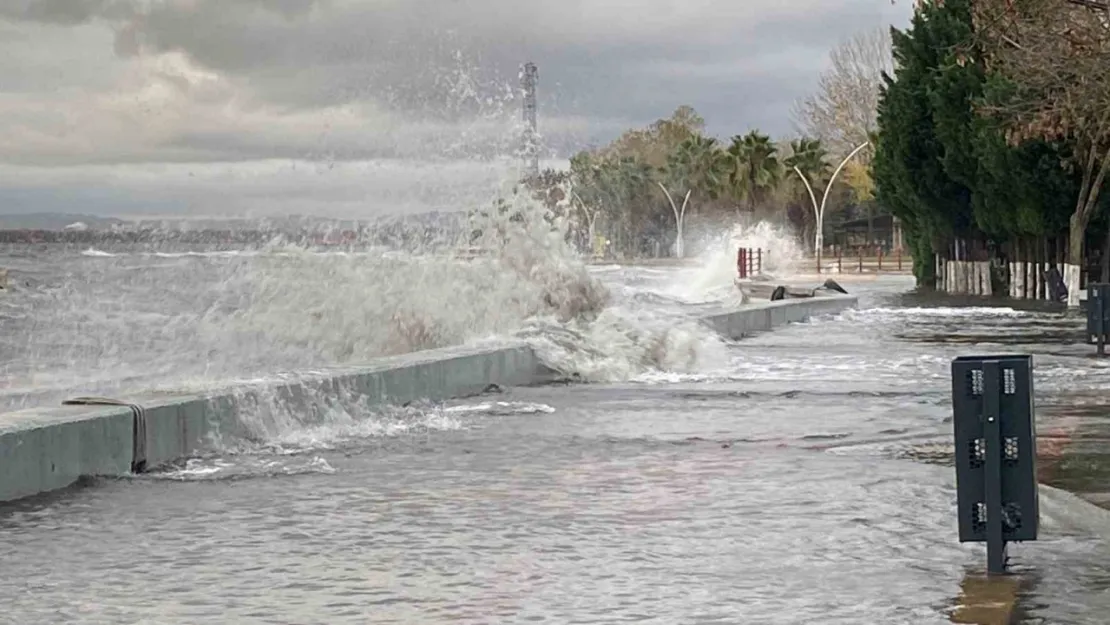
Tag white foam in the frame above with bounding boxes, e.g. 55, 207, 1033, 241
442, 401, 556, 415
148, 454, 337, 481
8, 187, 801, 408
844, 306, 1028, 319
665, 222, 808, 304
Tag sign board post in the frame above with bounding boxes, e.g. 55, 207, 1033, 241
1087, 283, 1110, 356
951, 355, 1039, 574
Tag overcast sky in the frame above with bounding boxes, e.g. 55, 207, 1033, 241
0, 0, 912, 219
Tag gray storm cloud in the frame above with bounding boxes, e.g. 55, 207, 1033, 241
4, 0, 911, 126
0, 0, 911, 217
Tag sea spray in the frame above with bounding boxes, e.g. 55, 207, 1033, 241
0, 183, 734, 414
672, 221, 809, 302
211, 184, 609, 364
212, 184, 732, 385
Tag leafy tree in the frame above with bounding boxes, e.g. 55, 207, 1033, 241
873, 0, 1094, 286
565, 106, 808, 257
726, 131, 783, 214
973, 0, 1110, 273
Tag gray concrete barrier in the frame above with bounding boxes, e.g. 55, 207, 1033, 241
0, 295, 858, 503
0, 342, 552, 503
698, 293, 858, 340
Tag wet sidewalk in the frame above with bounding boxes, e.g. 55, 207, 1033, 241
1038, 398, 1110, 509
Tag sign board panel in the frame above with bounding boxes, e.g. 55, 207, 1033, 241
951, 355, 1038, 546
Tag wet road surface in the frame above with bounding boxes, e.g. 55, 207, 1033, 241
4, 274, 1110, 623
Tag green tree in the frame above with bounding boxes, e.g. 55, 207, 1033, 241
567, 105, 795, 258
973, 0, 1110, 283
873, 3, 978, 284
873, 0, 1086, 286
726, 131, 783, 214
661, 135, 729, 208
657, 134, 729, 256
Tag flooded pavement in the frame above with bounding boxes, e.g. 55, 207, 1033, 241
4, 274, 1110, 623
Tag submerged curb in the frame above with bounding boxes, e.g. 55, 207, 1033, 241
0, 294, 858, 503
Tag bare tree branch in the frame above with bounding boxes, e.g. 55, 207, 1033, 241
792, 27, 892, 160
975, 0, 1110, 150
973, 0, 1110, 266
1063, 0, 1109, 11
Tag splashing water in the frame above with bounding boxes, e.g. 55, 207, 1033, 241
0, 183, 736, 414
663, 221, 809, 304
0, 47, 791, 446
212, 190, 607, 364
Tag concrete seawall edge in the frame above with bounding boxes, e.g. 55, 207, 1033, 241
0, 295, 858, 503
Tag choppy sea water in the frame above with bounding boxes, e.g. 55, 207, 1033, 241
2, 252, 1110, 623
0, 220, 798, 411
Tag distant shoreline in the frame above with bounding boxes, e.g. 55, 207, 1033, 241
0, 228, 349, 245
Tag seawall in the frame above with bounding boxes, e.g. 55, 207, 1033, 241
0, 294, 858, 503
699, 294, 856, 340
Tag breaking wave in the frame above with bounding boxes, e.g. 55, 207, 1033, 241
661, 221, 810, 305
0, 181, 809, 416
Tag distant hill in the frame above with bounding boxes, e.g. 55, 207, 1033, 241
0, 213, 127, 231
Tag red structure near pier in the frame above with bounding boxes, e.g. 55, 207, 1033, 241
736, 248, 763, 279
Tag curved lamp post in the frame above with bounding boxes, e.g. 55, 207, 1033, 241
792, 140, 871, 273
656, 182, 692, 259
570, 190, 599, 256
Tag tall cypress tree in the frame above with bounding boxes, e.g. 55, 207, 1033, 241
874, 0, 1081, 286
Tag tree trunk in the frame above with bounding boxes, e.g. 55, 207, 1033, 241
866, 204, 874, 248
1066, 213, 1088, 307
1065, 144, 1110, 306
1069, 213, 1086, 267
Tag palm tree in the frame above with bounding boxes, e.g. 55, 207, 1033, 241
657, 134, 729, 257
726, 131, 783, 214
785, 138, 830, 180
663, 135, 728, 201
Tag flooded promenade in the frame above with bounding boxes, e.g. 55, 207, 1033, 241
3, 270, 1110, 623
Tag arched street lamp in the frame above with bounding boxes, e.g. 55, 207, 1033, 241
570, 190, 599, 255
656, 182, 692, 259
792, 140, 871, 273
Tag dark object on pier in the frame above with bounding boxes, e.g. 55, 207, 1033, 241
747, 280, 849, 301
766, 281, 850, 301
1044, 267, 1067, 303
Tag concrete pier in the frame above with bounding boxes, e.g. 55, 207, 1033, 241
0, 294, 858, 503
699, 294, 855, 339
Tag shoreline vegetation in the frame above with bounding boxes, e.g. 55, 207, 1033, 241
524, 0, 1110, 304
518, 29, 897, 262
872, 0, 1110, 304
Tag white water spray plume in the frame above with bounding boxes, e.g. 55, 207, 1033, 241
0, 51, 808, 433
2, 191, 809, 412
